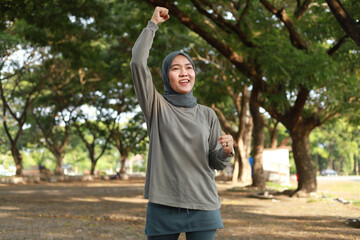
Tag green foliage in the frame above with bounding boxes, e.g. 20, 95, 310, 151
0, 0, 152, 174
310, 118, 360, 174
62, 132, 91, 173
115, 111, 148, 155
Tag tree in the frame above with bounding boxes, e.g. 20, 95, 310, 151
1, 0, 150, 176
0, 62, 42, 176
212, 86, 253, 184
72, 89, 118, 175
250, 82, 265, 189
143, 0, 360, 195
112, 112, 148, 176
0, 0, 109, 175
73, 119, 113, 175
30, 58, 80, 175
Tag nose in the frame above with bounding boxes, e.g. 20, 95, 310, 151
179, 68, 188, 76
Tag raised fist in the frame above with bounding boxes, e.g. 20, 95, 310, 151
151, 6, 170, 25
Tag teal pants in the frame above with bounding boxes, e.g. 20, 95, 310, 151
147, 230, 217, 240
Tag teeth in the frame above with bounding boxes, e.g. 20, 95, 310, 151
180, 80, 189, 83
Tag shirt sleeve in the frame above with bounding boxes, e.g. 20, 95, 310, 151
208, 110, 233, 170
130, 21, 159, 122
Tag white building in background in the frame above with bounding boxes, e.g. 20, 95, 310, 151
263, 148, 291, 186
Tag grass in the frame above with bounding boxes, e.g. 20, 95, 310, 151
265, 180, 360, 208
352, 201, 360, 207
265, 181, 295, 192
317, 180, 360, 201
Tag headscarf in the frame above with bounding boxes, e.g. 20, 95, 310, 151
161, 51, 197, 108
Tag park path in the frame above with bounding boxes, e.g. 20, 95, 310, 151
0, 179, 359, 240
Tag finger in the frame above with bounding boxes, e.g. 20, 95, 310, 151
218, 134, 233, 139
160, 9, 168, 15
221, 141, 231, 147
160, 13, 169, 20
218, 136, 233, 143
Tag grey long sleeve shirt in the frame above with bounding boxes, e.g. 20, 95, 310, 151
130, 21, 232, 210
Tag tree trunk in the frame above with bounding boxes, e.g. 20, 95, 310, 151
90, 158, 96, 175
339, 156, 344, 173
232, 147, 240, 183
54, 153, 64, 176
120, 154, 127, 174
234, 87, 252, 184
244, 114, 253, 162
250, 89, 265, 190
12, 147, 23, 176
354, 158, 359, 175
237, 136, 252, 184
291, 129, 317, 195
279, 136, 291, 147
270, 130, 278, 149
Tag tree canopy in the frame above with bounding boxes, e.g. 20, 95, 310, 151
0, 1, 358, 193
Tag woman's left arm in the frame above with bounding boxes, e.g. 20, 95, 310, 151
208, 113, 234, 170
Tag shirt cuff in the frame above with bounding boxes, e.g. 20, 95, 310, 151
227, 149, 234, 157
147, 21, 159, 32
219, 148, 234, 159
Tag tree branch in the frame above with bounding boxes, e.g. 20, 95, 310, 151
294, 0, 313, 20
144, 0, 254, 77
211, 104, 237, 136
327, 35, 348, 56
238, 0, 250, 24
287, 85, 309, 129
190, 0, 255, 47
260, 0, 309, 50
0, 81, 14, 145
326, 0, 360, 46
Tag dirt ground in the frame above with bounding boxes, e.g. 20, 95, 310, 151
0, 178, 359, 240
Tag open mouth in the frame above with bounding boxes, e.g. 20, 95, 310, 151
179, 79, 190, 83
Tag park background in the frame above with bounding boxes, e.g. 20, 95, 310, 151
0, 0, 359, 196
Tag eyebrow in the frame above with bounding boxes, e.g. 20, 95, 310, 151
170, 63, 193, 67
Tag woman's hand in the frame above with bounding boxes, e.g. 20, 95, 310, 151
151, 6, 170, 25
218, 135, 234, 156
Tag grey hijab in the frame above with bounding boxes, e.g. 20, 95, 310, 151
161, 51, 197, 108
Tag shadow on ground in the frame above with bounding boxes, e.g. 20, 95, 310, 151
0, 179, 359, 240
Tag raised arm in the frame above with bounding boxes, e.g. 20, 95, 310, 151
130, 7, 170, 120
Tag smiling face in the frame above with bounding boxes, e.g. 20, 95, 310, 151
168, 55, 195, 94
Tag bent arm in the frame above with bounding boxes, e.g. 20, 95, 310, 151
208, 114, 233, 170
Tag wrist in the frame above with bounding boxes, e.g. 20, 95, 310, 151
227, 151, 234, 157
226, 148, 234, 157
150, 18, 158, 25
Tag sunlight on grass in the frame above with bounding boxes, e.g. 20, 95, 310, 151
307, 197, 334, 204
265, 181, 296, 192
318, 181, 360, 201
317, 180, 360, 207
352, 201, 360, 207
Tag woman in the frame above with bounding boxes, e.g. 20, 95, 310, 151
130, 6, 234, 240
